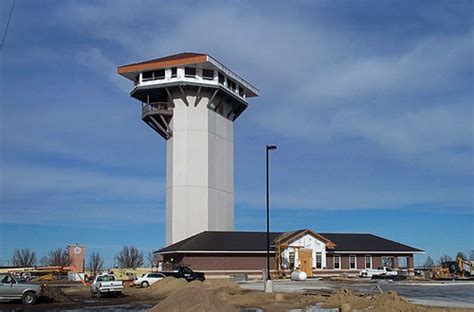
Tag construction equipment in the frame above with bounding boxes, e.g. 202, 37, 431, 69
432, 256, 473, 279
458, 257, 473, 277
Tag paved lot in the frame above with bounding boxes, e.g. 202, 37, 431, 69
239, 279, 474, 309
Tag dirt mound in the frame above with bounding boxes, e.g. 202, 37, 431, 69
41, 285, 73, 303
203, 279, 243, 295
204, 279, 241, 290
370, 291, 424, 312
147, 277, 191, 296
149, 286, 237, 312
323, 288, 444, 312
324, 288, 369, 310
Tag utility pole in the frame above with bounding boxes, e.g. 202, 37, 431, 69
265, 144, 277, 292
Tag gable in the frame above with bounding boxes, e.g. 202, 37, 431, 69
274, 229, 336, 249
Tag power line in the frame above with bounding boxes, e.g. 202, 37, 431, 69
0, 0, 15, 52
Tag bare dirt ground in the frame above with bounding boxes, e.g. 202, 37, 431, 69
0, 278, 472, 311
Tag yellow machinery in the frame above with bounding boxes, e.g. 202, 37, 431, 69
432, 257, 473, 279
458, 257, 473, 277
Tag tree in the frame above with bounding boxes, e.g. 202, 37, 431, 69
12, 249, 37, 267
47, 248, 71, 267
147, 252, 161, 268
456, 252, 467, 260
381, 256, 392, 267
88, 252, 104, 276
438, 255, 452, 265
423, 256, 434, 269
115, 246, 144, 268
39, 256, 49, 266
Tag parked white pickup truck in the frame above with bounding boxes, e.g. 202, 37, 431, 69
90, 274, 123, 298
359, 267, 398, 278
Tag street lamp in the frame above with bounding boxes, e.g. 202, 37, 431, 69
266, 144, 277, 285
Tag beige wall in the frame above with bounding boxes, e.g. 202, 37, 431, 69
166, 90, 235, 245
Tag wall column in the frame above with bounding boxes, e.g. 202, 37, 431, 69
392, 256, 399, 270
407, 255, 414, 276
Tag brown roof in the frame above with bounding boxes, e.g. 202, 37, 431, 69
155, 230, 423, 254
117, 52, 208, 75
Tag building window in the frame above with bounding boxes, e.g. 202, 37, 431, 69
142, 69, 165, 81
202, 69, 214, 80
350, 255, 356, 269
289, 250, 295, 271
171, 67, 177, 78
365, 255, 372, 269
316, 252, 322, 269
334, 255, 340, 270
185, 67, 196, 78
238, 86, 245, 97
142, 70, 153, 81
227, 78, 236, 91
381, 256, 392, 268
218, 73, 225, 84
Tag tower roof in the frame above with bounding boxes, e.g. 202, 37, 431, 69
118, 52, 207, 74
117, 52, 259, 97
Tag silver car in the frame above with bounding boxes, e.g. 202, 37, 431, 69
0, 273, 42, 304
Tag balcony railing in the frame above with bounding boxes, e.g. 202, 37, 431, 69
141, 101, 174, 118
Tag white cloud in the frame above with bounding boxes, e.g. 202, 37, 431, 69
76, 48, 130, 92
53, 2, 473, 176
0, 164, 165, 225
10, 1, 468, 217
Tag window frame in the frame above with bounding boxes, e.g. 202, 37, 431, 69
349, 255, 357, 270
227, 78, 236, 91
171, 67, 177, 78
218, 72, 225, 84
365, 255, 372, 269
238, 86, 245, 97
315, 252, 322, 269
333, 255, 341, 270
202, 69, 214, 81
184, 67, 196, 78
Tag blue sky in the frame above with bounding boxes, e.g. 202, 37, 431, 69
0, 0, 472, 267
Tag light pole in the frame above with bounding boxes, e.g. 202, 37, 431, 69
266, 144, 277, 284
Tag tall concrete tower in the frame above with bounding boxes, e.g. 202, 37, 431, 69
118, 53, 259, 244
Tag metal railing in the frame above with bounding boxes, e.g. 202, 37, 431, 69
142, 101, 174, 116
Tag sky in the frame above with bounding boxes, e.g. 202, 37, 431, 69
0, 0, 472, 267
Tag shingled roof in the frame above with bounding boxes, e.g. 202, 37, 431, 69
155, 230, 422, 254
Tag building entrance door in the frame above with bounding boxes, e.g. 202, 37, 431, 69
299, 249, 313, 277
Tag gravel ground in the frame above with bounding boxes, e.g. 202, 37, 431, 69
238, 279, 474, 309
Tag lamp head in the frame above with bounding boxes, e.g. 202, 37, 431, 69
266, 145, 277, 150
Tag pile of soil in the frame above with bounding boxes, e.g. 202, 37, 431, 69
149, 286, 237, 312
148, 278, 324, 311
41, 285, 73, 303
323, 288, 454, 312
146, 277, 192, 297
370, 291, 426, 312
323, 288, 369, 310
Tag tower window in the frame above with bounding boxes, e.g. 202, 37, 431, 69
238, 86, 244, 96
142, 70, 165, 81
171, 67, 177, 78
142, 71, 153, 81
154, 69, 165, 79
227, 79, 236, 91
202, 69, 214, 80
218, 73, 225, 84
185, 67, 196, 78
